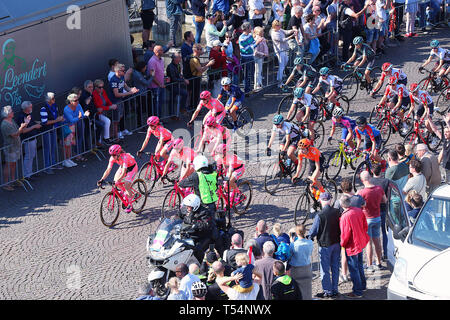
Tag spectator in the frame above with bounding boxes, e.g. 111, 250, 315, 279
307, 192, 341, 299
189, 43, 216, 108
417, 0, 430, 32
40, 92, 65, 174
287, 6, 305, 55
403, 159, 427, 200
147, 46, 166, 117
166, 52, 189, 118
405, 190, 424, 222
1, 106, 27, 190
405, 0, 419, 37
206, 260, 230, 300
192, 0, 209, 44
303, 13, 321, 64
223, 233, 253, 270
227, 0, 246, 30
92, 79, 116, 145
248, 0, 266, 27
231, 252, 262, 293
208, 40, 228, 97
223, 31, 235, 58
205, 13, 228, 51
326, 0, 339, 58
385, 148, 409, 190
272, 0, 286, 23
415, 144, 441, 193
239, 22, 259, 94
245, 238, 262, 260
255, 220, 278, 252
177, 263, 201, 300
136, 282, 161, 300
254, 241, 277, 300
216, 268, 261, 300
288, 224, 314, 300
364, 0, 379, 51
271, 20, 296, 88
339, 194, 370, 299
393, 0, 406, 41
131, 61, 154, 126
79, 80, 104, 149
404, 144, 416, 164
335, 177, 366, 211
15, 101, 41, 180
396, 143, 408, 164
375, 0, 388, 54
357, 171, 387, 272
166, 0, 183, 47
63, 94, 90, 165
143, 40, 173, 65
371, 163, 390, 261
181, 31, 195, 75
253, 26, 268, 91
338, 0, 368, 61
140, 0, 156, 45
431, 124, 450, 183
201, 248, 230, 277
271, 260, 302, 300
166, 276, 188, 300
212, 0, 230, 16
271, 222, 290, 244
110, 63, 139, 139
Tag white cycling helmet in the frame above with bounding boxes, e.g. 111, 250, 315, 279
191, 281, 207, 298
193, 155, 208, 171
221, 77, 232, 86
182, 194, 201, 211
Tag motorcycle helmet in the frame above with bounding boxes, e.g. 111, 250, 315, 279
191, 281, 207, 298
182, 194, 201, 211
193, 155, 208, 171
294, 87, 305, 99
273, 114, 284, 125
109, 144, 122, 156
353, 36, 363, 45
221, 77, 232, 86
147, 116, 159, 126
382, 62, 393, 72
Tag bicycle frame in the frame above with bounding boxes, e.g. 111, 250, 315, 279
407, 119, 429, 145
166, 181, 190, 208
106, 181, 140, 208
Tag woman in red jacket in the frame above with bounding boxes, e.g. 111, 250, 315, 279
93, 79, 117, 143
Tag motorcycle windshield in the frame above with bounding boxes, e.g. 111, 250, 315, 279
151, 218, 182, 251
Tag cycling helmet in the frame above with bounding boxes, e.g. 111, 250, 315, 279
319, 67, 330, 76
332, 106, 345, 118
221, 77, 232, 86
409, 83, 419, 93
182, 194, 201, 211
147, 116, 160, 126
382, 62, 393, 72
294, 56, 303, 66
191, 281, 207, 298
200, 90, 212, 100
193, 155, 208, 171
356, 116, 367, 126
205, 115, 217, 127
298, 138, 312, 149
353, 36, 363, 45
430, 40, 440, 48
216, 143, 228, 155
273, 114, 284, 125
294, 87, 305, 99
109, 144, 122, 156
173, 138, 184, 150
388, 76, 398, 85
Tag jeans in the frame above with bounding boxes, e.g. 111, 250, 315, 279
346, 251, 366, 296
193, 17, 205, 44
43, 130, 57, 168
318, 243, 341, 295
22, 139, 37, 177
240, 55, 254, 93
98, 114, 111, 140
380, 210, 388, 257
151, 87, 166, 117
341, 28, 353, 62
250, 18, 263, 28
169, 14, 182, 46
276, 51, 289, 84
394, 2, 404, 36
254, 56, 264, 88
429, 0, 440, 24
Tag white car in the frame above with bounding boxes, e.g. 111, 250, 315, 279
386, 183, 450, 300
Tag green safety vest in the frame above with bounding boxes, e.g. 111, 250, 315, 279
197, 171, 218, 204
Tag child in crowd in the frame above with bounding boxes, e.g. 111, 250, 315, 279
231, 252, 261, 293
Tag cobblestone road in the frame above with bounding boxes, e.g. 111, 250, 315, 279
0, 28, 448, 300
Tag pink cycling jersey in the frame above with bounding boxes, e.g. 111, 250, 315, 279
108, 153, 137, 169
146, 124, 173, 141
168, 147, 197, 164
332, 116, 353, 130
221, 154, 244, 170
204, 125, 231, 142
198, 98, 225, 113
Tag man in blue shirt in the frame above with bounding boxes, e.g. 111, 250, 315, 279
254, 220, 278, 252
166, 0, 184, 47
212, 0, 230, 16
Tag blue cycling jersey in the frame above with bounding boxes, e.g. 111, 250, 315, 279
220, 84, 244, 102
355, 124, 381, 140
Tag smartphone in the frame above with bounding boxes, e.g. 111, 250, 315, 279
209, 244, 215, 251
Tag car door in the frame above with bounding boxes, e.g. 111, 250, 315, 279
385, 181, 411, 268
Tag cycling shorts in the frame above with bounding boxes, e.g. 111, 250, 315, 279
232, 164, 245, 180
205, 109, 226, 125
300, 106, 319, 122
306, 77, 319, 89
226, 98, 242, 110
161, 139, 174, 153
416, 102, 434, 118
341, 127, 356, 140
364, 135, 382, 152
308, 155, 325, 175
398, 77, 408, 86
392, 95, 410, 109
121, 164, 138, 183
281, 134, 300, 147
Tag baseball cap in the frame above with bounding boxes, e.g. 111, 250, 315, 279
319, 192, 332, 201
212, 40, 223, 47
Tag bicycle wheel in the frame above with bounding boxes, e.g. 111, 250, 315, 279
436, 86, 450, 115
233, 180, 252, 215
311, 121, 325, 149
165, 163, 180, 183
369, 67, 382, 93
277, 94, 295, 121
376, 117, 391, 147
369, 104, 384, 125
100, 192, 121, 227
264, 161, 283, 195
161, 189, 181, 220
294, 193, 311, 226
131, 179, 148, 214
341, 73, 359, 101
404, 131, 419, 147
138, 162, 157, 194
236, 107, 254, 137
418, 77, 433, 92
325, 150, 343, 181
353, 160, 372, 192
337, 95, 351, 115
426, 120, 443, 152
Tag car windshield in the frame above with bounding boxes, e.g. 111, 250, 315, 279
410, 197, 450, 251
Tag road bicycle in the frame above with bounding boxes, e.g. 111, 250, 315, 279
293, 178, 338, 226
216, 173, 253, 216
291, 120, 325, 149
436, 86, 450, 115
417, 67, 450, 94
368, 103, 385, 125
160, 180, 193, 220
315, 94, 350, 122
376, 108, 413, 146
138, 152, 179, 193
99, 179, 148, 227
325, 140, 364, 181
222, 105, 254, 137
341, 64, 382, 101
403, 117, 443, 153
352, 150, 389, 192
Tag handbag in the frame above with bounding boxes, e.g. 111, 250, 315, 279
195, 15, 205, 22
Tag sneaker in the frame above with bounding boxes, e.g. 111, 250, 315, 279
344, 292, 363, 299
123, 129, 132, 136
53, 165, 64, 170
315, 292, 332, 298
365, 265, 375, 272
68, 160, 78, 167
374, 264, 387, 271
62, 160, 73, 168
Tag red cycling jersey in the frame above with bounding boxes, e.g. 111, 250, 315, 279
409, 90, 433, 106
384, 83, 409, 99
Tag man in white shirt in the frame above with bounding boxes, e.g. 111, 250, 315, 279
176, 263, 201, 300
248, 0, 266, 27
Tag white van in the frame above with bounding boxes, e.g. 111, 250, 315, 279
386, 183, 450, 300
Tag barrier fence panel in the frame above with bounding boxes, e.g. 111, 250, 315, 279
0, 144, 25, 190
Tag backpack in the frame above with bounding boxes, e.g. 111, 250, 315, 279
270, 235, 292, 262
183, 55, 197, 79
338, 4, 353, 31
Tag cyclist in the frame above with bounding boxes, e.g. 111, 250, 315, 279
312, 66, 343, 110
217, 77, 244, 131
371, 62, 408, 97
420, 40, 450, 83
188, 90, 226, 127
345, 36, 376, 88
288, 87, 319, 142
354, 116, 384, 163
283, 57, 319, 94
267, 114, 301, 166
328, 107, 356, 150
406, 83, 434, 133
291, 138, 325, 197
377, 76, 410, 132
97, 145, 138, 213
137, 116, 173, 163
213, 143, 245, 205
196, 115, 231, 156
162, 138, 197, 181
